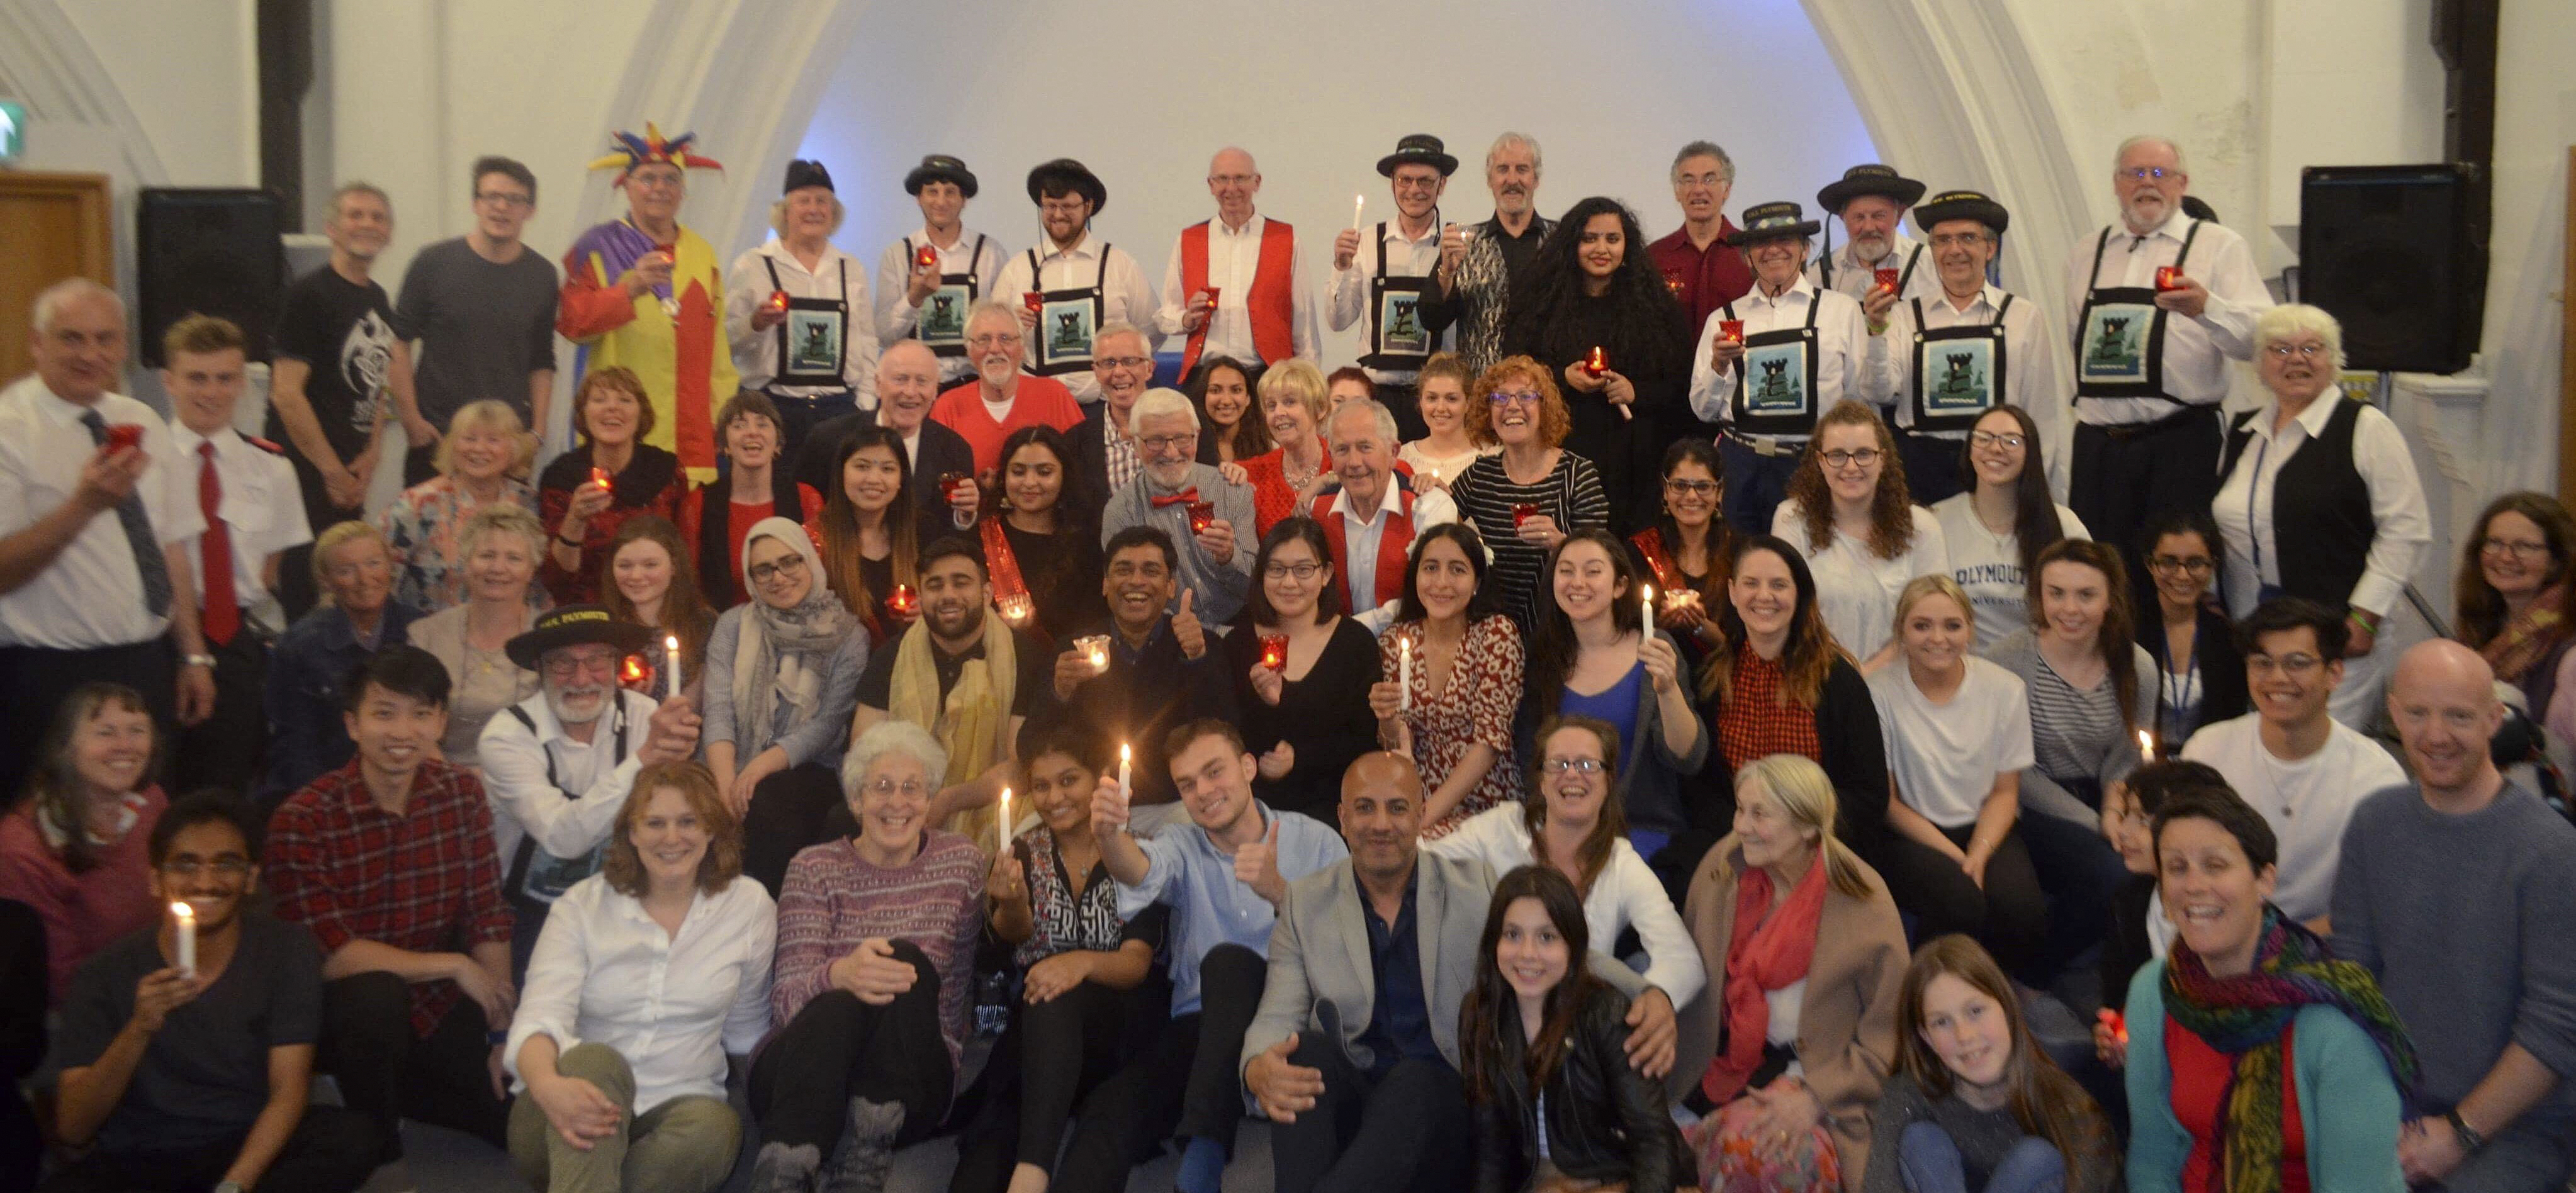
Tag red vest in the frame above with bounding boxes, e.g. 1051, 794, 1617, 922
1180, 218, 1297, 374
1313, 486, 1416, 611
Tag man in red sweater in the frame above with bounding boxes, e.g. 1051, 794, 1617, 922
928, 301, 1085, 476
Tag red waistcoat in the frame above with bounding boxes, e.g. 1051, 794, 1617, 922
1313, 486, 1416, 611
1180, 218, 1297, 373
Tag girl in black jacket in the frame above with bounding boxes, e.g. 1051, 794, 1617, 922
1463, 865, 1691, 1193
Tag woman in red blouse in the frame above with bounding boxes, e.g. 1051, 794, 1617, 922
1237, 359, 1331, 536
539, 367, 683, 603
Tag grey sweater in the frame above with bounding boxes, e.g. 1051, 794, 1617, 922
1980, 629, 2155, 827
1860, 1073, 2118, 1193
2331, 780, 2576, 1124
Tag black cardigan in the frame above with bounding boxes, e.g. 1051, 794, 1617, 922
1690, 655, 1890, 860
1223, 616, 1383, 832
2140, 603, 2249, 746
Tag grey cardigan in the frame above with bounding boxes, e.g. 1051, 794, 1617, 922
1981, 629, 2155, 827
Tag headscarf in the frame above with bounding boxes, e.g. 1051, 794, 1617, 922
2162, 906, 2419, 1192
729, 516, 855, 753
1700, 844, 1830, 1104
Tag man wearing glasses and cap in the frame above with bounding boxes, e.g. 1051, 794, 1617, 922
1808, 164, 1940, 310
1859, 189, 2062, 503
990, 158, 1160, 406
1685, 201, 1872, 533
1157, 147, 1320, 386
1329, 134, 1460, 442
725, 159, 879, 468
877, 154, 1008, 389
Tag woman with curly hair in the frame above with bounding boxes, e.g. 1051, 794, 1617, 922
1773, 400, 1948, 669
1448, 356, 1611, 627
1502, 196, 1693, 532
2455, 491, 2576, 737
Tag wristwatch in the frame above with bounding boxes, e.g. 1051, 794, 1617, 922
182, 653, 217, 669
2445, 1107, 2486, 1152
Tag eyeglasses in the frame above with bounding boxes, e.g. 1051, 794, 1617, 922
2481, 538, 2553, 560
1928, 232, 1991, 249
2117, 167, 2177, 182
162, 858, 252, 878
747, 556, 809, 584
967, 332, 1022, 349
543, 651, 621, 678
1820, 448, 1882, 469
1263, 562, 1325, 581
1968, 431, 2026, 451
2148, 555, 2215, 576
1208, 174, 1257, 188
626, 172, 685, 193
1663, 479, 1718, 496
1139, 433, 1197, 452
1541, 758, 1606, 775
2247, 653, 2324, 677
863, 776, 930, 798
2264, 342, 2330, 361
1096, 356, 1151, 371
1489, 390, 1541, 407
474, 191, 533, 208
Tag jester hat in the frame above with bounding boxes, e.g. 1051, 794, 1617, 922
588, 122, 724, 186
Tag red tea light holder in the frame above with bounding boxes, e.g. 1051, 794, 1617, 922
1719, 320, 1746, 344
1186, 501, 1216, 535
1873, 267, 1900, 294
1201, 286, 1222, 308
1512, 503, 1539, 529
766, 289, 790, 313
915, 245, 940, 271
589, 466, 613, 490
1022, 291, 1044, 313
2155, 266, 2186, 292
104, 423, 144, 452
1583, 346, 1608, 377
887, 585, 919, 618
1258, 633, 1290, 671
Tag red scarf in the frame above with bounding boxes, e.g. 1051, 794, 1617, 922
1701, 848, 1830, 1104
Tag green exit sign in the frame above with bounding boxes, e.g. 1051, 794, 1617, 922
0, 101, 23, 165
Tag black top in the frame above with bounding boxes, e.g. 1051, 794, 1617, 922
0, 899, 42, 1082
48, 914, 323, 1151
1470, 981, 1687, 1193
1504, 291, 1690, 532
1028, 617, 1238, 806
2219, 398, 2376, 613
1222, 616, 1384, 830
269, 266, 398, 484
856, 624, 1050, 717
794, 410, 978, 515
2141, 603, 2249, 746
2101, 871, 2159, 1005
999, 520, 1104, 648
1694, 656, 1890, 854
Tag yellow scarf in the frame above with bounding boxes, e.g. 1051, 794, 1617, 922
887, 608, 1018, 849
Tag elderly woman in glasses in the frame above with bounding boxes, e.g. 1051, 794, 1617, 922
2209, 303, 2429, 729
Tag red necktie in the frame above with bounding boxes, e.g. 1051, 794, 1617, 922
197, 442, 239, 647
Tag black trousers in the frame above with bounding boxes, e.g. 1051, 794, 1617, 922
1271, 1034, 1473, 1193
1896, 427, 1969, 508
947, 980, 1139, 1192
1718, 438, 1802, 536
748, 941, 952, 1152
2019, 809, 2131, 981
2069, 408, 2222, 611
1053, 943, 1268, 1193
174, 628, 269, 795
1377, 381, 1427, 443
317, 972, 510, 1158
767, 389, 860, 479
35, 1104, 380, 1193
738, 761, 853, 896
1879, 825, 2048, 980
0, 639, 176, 800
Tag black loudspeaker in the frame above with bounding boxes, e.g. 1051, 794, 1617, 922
137, 188, 286, 367
2298, 164, 2482, 374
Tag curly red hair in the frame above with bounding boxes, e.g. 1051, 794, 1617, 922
1465, 355, 1572, 449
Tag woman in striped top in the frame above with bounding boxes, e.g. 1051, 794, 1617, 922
1448, 355, 1610, 628
748, 720, 984, 1192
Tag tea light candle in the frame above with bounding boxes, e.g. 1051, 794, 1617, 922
665, 634, 683, 697
590, 466, 612, 490
171, 901, 196, 978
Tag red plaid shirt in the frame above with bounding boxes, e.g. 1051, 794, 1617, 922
1715, 649, 1822, 771
265, 758, 513, 1036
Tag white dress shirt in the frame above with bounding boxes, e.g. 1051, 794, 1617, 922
1770, 500, 1949, 661
875, 226, 1008, 386
1686, 278, 1872, 435
0, 377, 203, 649
988, 233, 1162, 405
1424, 803, 1706, 1006
2179, 712, 2404, 922
724, 239, 881, 403
1309, 479, 1456, 636
1864, 282, 2066, 493
505, 872, 776, 1114
1154, 213, 1320, 366
479, 688, 656, 877
1327, 218, 1445, 386
2061, 210, 2271, 425
167, 423, 311, 637
1805, 230, 1940, 305
2210, 396, 2429, 619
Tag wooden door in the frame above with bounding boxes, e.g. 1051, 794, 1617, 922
0, 171, 113, 381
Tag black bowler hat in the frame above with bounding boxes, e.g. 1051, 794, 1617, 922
1816, 164, 1927, 215
1026, 158, 1108, 213
1375, 134, 1458, 178
904, 154, 979, 198
1724, 201, 1823, 246
1911, 189, 2011, 237
504, 605, 658, 671
782, 159, 834, 194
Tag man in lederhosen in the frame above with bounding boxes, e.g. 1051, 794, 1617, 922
725, 158, 880, 468
990, 157, 1159, 407
2062, 134, 2271, 584
876, 154, 1008, 390
1329, 133, 1458, 442
1157, 147, 1319, 389
1685, 201, 1872, 534
1808, 164, 1941, 310
1859, 189, 2061, 505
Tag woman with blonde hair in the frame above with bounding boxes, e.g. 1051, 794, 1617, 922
1239, 358, 1332, 535
1677, 753, 1906, 1193
408, 501, 548, 770
1448, 355, 1611, 627
378, 397, 538, 612
1773, 400, 1948, 669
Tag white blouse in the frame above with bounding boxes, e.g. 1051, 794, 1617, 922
1772, 500, 1950, 661
1424, 804, 1706, 1008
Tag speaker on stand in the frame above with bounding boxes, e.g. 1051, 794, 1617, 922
2297, 164, 2481, 376
135, 188, 285, 368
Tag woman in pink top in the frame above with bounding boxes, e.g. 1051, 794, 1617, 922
0, 682, 168, 999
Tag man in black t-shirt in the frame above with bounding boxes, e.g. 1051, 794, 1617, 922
391, 156, 561, 486
268, 181, 412, 618
43, 795, 378, 1193
851, 537, 1046, 834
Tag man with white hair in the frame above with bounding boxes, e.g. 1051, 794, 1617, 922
928, 302, 1086, 476
271, 181, 406, 617
1422, 132, 1553, 374
793, 339, 979, 523
1157, 147, 1318, 383
1101, 389, 1255, 624
725, 158, 880, 466
1650, 140, 1755, 338
2064, 133, 2273, 580
0, 278, 216, 793
1076, 323, 1213, 510
1307, 400, 1454, 632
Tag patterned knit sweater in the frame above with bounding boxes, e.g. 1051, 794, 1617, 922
767, 829, 984, 1065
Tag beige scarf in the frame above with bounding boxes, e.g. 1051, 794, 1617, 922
887, 608, 1017, 848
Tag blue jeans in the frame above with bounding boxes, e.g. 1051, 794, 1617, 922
1899, 1121, 2065, 1193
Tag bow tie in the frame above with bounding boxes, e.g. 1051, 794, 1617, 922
1150, 488, 1200, 508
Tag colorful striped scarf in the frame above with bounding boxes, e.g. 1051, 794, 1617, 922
2163, 906, 2418, 1192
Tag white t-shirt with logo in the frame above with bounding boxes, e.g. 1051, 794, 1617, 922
1930, 493, 2090, 651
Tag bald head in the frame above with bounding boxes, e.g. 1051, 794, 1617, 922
875, 339, 942, 428
1208, 147, 1261, 225
2392, 638, 2495, 702
1344, 751, 1424, 801
1341, 751, 1425, 880
2388, 638, 2505, 804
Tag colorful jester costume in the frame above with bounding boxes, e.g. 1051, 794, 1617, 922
557, 123, 738, 483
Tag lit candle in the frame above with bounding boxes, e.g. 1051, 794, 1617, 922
1118, 742, 1132, 805
171, 901, 195, 978
2137, 729, 2155, 763
664, 634, 682, 698
1641, 583, 1655, 626
998, 787, 1013, 848
1351, 193, 1366, 231
1399, 635, 1414, 713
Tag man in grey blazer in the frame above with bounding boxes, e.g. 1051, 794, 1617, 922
1239, 753, 1679, 1193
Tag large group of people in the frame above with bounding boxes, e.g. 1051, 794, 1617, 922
0, 120, 2565, 1193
